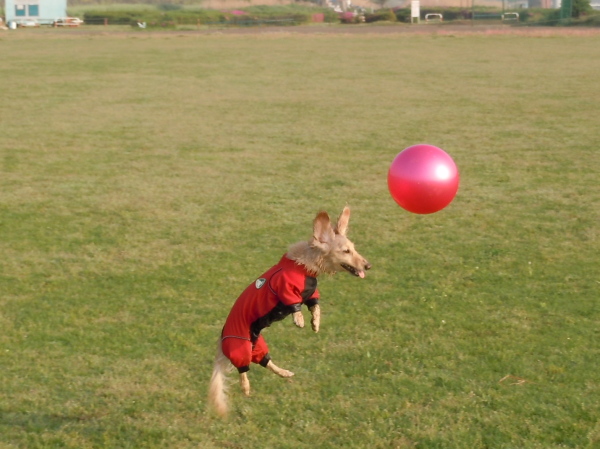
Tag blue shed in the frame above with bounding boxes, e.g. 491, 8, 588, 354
5, 0, 67, 26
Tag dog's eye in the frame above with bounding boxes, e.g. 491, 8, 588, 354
343, 249, 351, 254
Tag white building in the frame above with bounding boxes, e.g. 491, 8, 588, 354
4, 0, 67, 26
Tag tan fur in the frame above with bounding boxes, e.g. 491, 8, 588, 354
309, 304, 321, 332
208, 207, 370, 417
208, 339, 233, 418
266, 360, 294, 378
287, 207, 370, 278
292, 310, 305, 328
240, 372, 250, 397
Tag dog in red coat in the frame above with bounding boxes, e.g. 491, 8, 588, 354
208, 207, 371, 417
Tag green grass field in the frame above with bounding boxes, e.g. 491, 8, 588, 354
1, 28, 599, 448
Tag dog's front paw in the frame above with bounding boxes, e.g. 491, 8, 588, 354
292, 311, 305, 328
309, 304, 321, 333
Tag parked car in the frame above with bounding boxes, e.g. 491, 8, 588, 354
52, 17, 83, 27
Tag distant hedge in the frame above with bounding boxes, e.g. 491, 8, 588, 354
364, 9, 396, 23
393, 6, 532, 22
83, 5, 338, 27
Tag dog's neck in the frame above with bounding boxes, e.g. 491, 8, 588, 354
286, 241, 331, 277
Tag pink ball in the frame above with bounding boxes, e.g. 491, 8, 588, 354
388, 144, 459, 214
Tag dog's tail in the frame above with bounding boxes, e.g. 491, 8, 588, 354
208, 338, 230, 418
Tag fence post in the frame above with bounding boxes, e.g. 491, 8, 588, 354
104, 17, 108, 26
410, 0, 420, 23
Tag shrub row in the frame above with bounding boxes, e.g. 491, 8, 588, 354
83, 5, 338, 27
364, 9, 396, 23
393, 7, 533, 22
525, 6, 600, 25
80, 4, 599, 27
392, 6, 599, 25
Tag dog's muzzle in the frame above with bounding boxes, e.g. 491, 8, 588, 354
341, 262, 371, 278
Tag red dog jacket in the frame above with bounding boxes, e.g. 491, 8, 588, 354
221, 255, 320, 373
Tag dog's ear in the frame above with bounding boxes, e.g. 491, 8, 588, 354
334, 206, 351, 236
311, 211, 335, 250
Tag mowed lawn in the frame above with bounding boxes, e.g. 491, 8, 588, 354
0, 28, 599, 448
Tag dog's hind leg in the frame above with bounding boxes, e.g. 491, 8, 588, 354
252, 336, 293, 378
240, 372, 251, 396
266, 360, 294, 378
